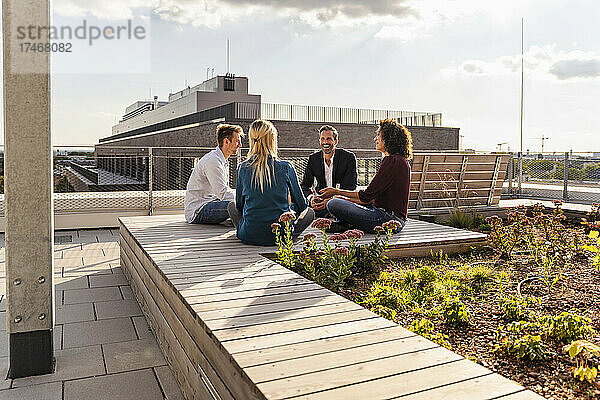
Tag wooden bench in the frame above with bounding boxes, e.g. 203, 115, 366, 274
410, 153, 510, 211
119, 215, 542, 400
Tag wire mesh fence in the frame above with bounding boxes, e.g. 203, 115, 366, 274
504, 152, 600, 204
0, 146, 381, 216
3, 146, 597, 219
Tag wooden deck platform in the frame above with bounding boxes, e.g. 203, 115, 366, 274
119, 214, 543, 400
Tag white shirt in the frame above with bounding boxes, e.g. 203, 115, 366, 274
324, 151, 335, 189
184, 147, 235, 223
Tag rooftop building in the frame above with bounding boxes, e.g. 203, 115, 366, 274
112, 74, 261, 135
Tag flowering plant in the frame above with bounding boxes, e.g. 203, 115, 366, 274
273, 214, 399, 291
354, 222, 397, 275
272, 212, 297, 270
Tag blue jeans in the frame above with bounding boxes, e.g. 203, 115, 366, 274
326, 198, 406, 233
191, 200, 231, 224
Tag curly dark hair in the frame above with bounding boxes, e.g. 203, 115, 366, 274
379, 118, 412, 159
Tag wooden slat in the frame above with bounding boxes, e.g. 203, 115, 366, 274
299, 359, 489, 400
205, 302, 366, 332
416, 155, 430, 210
213, 309, 378, 342
233, 326, 413, 368
411, 161, 507, 173
245, 335, 435, 383
399, 373, 534, 400
410, 170, 507, 182
488, 155, 502, 206
456, 155, 469, 207
257, 346, 463, 399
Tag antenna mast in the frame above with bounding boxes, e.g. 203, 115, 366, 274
227, 38, 230, 73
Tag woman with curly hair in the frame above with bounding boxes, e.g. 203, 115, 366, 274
228, 119, 315, 245
320, 118, 412, 233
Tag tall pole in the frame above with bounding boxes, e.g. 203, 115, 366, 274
518, 18, 524, 195
3, 0, 54, 378
520, 18, 524, 157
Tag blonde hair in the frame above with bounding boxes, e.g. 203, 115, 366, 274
247, 119, 278, 192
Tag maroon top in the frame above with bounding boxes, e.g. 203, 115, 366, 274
358, 154, 411, 219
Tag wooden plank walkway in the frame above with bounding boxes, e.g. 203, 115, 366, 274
119, 214, 543, 400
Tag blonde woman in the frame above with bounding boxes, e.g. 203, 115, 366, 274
228, 120, 314, 246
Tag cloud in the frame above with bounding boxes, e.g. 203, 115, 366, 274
218, 0, 412, 18
54, 0, 150, 20
54, 0, 414, 28
443, 45, 600, 81
549, 59, 600, 80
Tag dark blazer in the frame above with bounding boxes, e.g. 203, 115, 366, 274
300, 148, 357, 198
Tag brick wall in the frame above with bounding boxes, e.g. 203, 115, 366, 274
96, 119, 459, 152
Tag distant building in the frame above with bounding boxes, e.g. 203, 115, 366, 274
68, 74, 463, 191
112, 74, 260, 136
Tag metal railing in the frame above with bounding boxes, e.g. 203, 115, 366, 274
2, 147, 597, 220
0, 146, 382, 216
260, 102, 442, 127
68, 161, 99, 184
504, 151, 600, 204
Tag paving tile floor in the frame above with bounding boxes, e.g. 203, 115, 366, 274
0, 229, 184, 400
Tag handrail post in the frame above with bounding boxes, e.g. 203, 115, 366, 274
563, 152, 569, 202
507, 153, 513, 196
518, 152, 523, 195
148, 147, 153, 215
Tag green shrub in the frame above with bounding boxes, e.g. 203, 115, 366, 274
583, 230, 600, 270
361, 282, 408, 311
446, 209, 478, 230
369, 304, 398, 321
496, 320, 548, 362
398, 269, 418, 289
501, 295, 532, 322
540, 311, 594, 343
499, 334, 548, 361
409, 318, 451, 348
463, 264, 494, 290
566, 340, 600, 384
442, 297, 472, 326
417, 265, 438, 288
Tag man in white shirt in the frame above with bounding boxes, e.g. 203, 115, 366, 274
184, 124, 243, 224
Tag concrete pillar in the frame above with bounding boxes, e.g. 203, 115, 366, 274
2, 0, 54, 378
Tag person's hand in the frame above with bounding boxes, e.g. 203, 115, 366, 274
320, 187, 338, 198
311, 196, 329, 210
310, 195, 320, 209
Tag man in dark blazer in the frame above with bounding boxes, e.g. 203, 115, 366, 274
301, 125, 357, 217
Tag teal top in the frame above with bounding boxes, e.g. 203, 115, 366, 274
235, 156, 307, 246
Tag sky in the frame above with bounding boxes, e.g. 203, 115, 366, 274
1, 0, 600, 152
